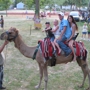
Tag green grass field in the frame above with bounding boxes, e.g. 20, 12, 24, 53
0, 15, 90, 90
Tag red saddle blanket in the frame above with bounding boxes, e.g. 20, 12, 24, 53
38, 38, 87, 60
38, 38, 55, 60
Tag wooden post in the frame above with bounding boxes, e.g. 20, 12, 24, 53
30, 25, 32, 35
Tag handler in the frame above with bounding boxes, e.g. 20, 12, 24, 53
0, 40, 8, 89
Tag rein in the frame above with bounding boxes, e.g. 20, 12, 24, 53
6, 31, 18, 41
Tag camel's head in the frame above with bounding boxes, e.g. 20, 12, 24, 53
0, 27, 18, 42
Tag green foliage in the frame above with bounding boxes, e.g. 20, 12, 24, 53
23, 0, 34, 9
63, 0, 89, 6
0, 0, 11, 10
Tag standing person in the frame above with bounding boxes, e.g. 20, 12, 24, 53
0, 40, 8, 89
87, 23, 90, 41
66, 15, 78, 61
87, 16, 90, 24
82, 22, 88, 40
54, 12, 72, 56
0, 15, 4, 30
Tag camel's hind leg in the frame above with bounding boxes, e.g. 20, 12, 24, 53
79, 64, 88, 88
84, 64, 90, 90
77, 59, 90, 90
35, 63, 43, 89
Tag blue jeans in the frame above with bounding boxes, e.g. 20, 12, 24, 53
0, 65, 3, 87
57, 35, 71, 56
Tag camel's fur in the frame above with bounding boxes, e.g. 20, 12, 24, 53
0, 27, 90, 90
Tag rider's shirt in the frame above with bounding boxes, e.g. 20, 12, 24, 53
59, 19, 72, 39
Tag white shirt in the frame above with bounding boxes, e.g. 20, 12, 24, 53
82, 25, 88, 32
52, 25, 60, 35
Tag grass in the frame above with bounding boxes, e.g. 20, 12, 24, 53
0, 15, 90, 90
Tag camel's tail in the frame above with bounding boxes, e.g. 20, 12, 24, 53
83, 49, 87, 61
75, 41, 87, 61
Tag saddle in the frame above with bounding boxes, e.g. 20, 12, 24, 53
38, 38, 87, 66
38, 38, 55, 60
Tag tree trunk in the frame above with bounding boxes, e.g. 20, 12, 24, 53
35, 0, 40, 19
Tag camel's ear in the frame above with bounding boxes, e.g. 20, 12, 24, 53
16, 29, 19, 34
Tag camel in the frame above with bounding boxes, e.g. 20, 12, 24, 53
0, 27, 90, 90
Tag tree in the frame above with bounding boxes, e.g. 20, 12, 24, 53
0, 0, 11, 16
35, 0, 39, 19
24, 0, 34, 9
88, 0, 90, 16
67, 0, 89, 7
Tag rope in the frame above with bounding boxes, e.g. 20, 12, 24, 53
3, 45, 8, 66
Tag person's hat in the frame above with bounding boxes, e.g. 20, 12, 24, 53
58, 12, 64, 16
45, 22, 50, 24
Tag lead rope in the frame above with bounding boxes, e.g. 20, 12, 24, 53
4, 44, 8, 66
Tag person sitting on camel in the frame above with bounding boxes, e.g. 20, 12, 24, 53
66, 15, 79, 61
42, 22, 58, 55
54, 12, 72, 56
51, 19, 61, 55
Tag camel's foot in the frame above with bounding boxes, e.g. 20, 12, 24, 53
86, 87, 90, 90
35, 85, 40, 89
78, 84, 83, 88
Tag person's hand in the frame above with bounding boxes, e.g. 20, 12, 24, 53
65, 39, 69, 44
4, 40, 9, 45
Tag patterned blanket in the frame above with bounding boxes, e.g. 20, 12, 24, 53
38, 38, 87, 61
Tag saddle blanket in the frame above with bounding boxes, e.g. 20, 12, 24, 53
38, 38, 87, 61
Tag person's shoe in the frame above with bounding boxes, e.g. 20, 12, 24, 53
53, 50, 57, 57
0, 86, 6, 89
53, 50, 56, 54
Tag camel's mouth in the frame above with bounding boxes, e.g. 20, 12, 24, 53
0, 32, 8, 40
0, 27, 18, 41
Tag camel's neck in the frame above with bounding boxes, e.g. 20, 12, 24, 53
14, 35, 36, 58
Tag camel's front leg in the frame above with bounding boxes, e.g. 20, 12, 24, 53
43, 63, 48, 90
35, 63, 43, 89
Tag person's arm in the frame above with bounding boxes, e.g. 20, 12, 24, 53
0, 41, 8, 53
86, 25, 88, 30
66, 25, 76, 42
57, 20, 68, 40
60, 26, 66, 37
42, 27, 51, 32
56, 26, 66, 41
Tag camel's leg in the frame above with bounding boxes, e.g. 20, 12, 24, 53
79, 64, 88, 88
77, 59, 90, 89
84, 64, 90, 90
43, 63, 48, 90
35, 63, 43, 89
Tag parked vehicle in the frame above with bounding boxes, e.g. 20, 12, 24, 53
69, 11, 83, 22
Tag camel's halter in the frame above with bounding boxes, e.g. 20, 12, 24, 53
5, 31, 18, 41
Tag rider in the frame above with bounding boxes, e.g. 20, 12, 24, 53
66, 15, 78, 61
51, 19, 61, 55
54, 12, 72, 56
42, 22, 56, 54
